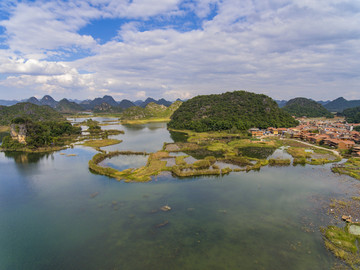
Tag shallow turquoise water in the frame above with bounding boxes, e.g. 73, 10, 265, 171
0, 122, 356, 269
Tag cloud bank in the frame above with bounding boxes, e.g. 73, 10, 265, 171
0, 0, 359, 100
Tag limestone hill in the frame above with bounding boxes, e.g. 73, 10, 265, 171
120, 101, 182, 121
283, 97, 333, 118
168, 91, 298, 132
0, 102, 65, 125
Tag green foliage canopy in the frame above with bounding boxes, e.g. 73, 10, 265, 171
168, 91, 298, 132
2, 118, 81, 149
0, 102, 65, 125
120, 101, 182, 120
283, 98, 333, 118
343, 106, 360, 123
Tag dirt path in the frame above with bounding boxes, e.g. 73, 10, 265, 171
289, 139, 341, 156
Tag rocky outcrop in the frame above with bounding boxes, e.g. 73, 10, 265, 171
10, 124, 27, 144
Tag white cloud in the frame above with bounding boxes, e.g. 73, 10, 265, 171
164, 90, 191, 100
0, 2, 99, 57
0, 58, 74, 75
136, 91, 146, 98
0, 0, 360, 100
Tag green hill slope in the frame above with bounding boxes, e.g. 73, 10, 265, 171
283, 97, 333, 118
342, 106, 360, 123
56, 99, 84, 113
0, 102, 65, 125
120, 101, 182, 120
168, 91, 298, 132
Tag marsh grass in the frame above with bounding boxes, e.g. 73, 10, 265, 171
82, 139, 122, 148
268, 158, 291, 166
0, 126, 10, 132
323, 225, 360, 269
332, 158, 360, 180
120, 118, 171, 124
286, 147, 311, 158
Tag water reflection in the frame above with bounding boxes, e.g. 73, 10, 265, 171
122, 124, 146, 131
237, 147, 276, 159
99, 155, 148, 171
4, 151, 52, 164
169, 130, 188, 143
3, 151, 54, 176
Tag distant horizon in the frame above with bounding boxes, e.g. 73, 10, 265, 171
0, 92, 355, 104
1, 1, 359, 101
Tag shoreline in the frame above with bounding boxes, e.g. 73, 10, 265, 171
120, 118, 170, 124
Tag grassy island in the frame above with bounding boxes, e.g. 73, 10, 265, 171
120, 118, 171, 124
82, 139, 123, 149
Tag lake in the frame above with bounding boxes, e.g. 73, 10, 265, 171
0, 120, 356, 269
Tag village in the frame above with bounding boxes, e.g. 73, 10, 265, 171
249, 117, 360, 156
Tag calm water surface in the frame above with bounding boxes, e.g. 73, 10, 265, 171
0, 121, 356, 269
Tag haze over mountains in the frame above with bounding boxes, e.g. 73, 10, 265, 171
0, 95, 178, 113
275, 97, 360, 113
1, 94, 360, 115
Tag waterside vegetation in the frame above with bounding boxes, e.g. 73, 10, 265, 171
323, 225, 360, 269
286, 147, 341, 166
88, 125, 344, 182
332, 158, 360, 180
323, 196, 360, 269
82, 139, 123, 149
1, 118, 81, 152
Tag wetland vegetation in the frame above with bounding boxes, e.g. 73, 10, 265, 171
88, 124, 345, 183
332, 158, 360, 180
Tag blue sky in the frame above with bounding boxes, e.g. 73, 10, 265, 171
0, 0, 359, 101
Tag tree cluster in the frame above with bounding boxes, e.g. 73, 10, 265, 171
2, 118, 81, 149
343, 106, 360, 123
84, 119, 101, 133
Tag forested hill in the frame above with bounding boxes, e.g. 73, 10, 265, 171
282, 97, 333, 118
0, 102, 65, 125
120, 101, 182, 120
56, 99, 84, 113
342, 106, 360, 123
167, 91, 298, 132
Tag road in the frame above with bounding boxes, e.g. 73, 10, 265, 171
288, 139, 341, 156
